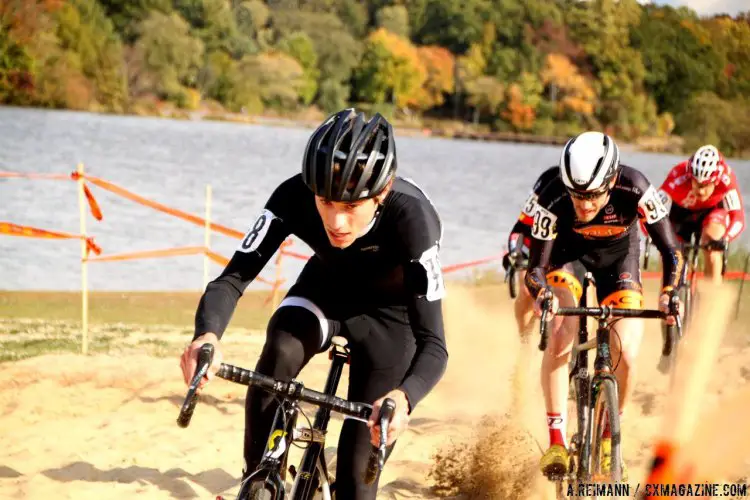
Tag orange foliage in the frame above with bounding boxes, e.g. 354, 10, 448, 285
502, 84, 535, 131
0, 0, 61, 44
368, 28, 426, 109
415, 45, 454, 109
540, 53, 596, 117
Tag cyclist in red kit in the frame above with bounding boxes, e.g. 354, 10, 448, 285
657, 145, 745, 283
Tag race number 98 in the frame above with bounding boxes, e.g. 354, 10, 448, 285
638, 185, 669, 224
418, 244, 445, 302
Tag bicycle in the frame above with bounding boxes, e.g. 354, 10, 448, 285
645, 234, 726, 374
538, 275, 681, 498
177, 338, 395, 500
505, 247, 529, 299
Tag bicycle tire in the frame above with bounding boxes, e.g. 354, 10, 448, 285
680, 283, 692, 337
509, 266, 518, 299
242, 481, 275, 500
589, 378, 622, 487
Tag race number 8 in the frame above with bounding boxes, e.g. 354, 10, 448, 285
238, 209, 275, 253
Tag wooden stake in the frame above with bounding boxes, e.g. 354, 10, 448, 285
77, 163, 89, 355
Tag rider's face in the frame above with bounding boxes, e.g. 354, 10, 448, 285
570, 192, 610, 222
315, 197, 380, 248
691, 178, 716, 202
568, 178, 616, 222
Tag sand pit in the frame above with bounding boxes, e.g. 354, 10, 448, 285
0, 284, 748, 499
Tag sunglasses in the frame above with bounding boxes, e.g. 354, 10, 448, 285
567, 187, 609, 201
691, 179, 714, 189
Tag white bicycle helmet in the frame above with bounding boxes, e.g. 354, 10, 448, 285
689, 145, 721, 184
559, 131, 621, 194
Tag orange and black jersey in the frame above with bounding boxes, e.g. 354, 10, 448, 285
525, 165, 683, 298
508, 166, 559, 242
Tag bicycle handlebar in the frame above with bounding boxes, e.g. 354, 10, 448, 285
538, 298, 683, 358
215, 363, 373, 420
177, 343, 214, 428
363, 398, 396, 486
178, 343, 395, 484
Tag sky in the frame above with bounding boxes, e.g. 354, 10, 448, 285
647, 0, 747, 17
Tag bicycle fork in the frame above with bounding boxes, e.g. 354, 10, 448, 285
571, 274, 592, 479
242, 401, 299, 500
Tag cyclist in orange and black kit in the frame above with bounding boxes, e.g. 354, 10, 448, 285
502, 167, 582, 336
525, 132, 683, 479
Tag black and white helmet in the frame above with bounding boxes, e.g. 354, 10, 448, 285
559, 131, 621, 193
302, 108, 396, 201
690, 145, 721, 184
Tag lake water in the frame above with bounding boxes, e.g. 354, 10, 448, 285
1, 107, 748, 291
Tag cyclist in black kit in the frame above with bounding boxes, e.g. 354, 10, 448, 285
179, 109, 448, 499
525, 131, 683, 479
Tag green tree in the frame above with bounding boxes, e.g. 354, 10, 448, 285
677, 92, 750, 156
703, 16, 750, 99
317, 78, 348, 112
54, 0, 127, 111
464, 76, 504, 124
376, 5, 409, 38
415, 0, 488, 54
277, 31, 319, 105
241, 50, 305, 110
131, 11, 204, 104
98, 0, 172, 42
565, 0, 649, 133
336, 0, 368, 38
353, 28, 426, 109
270, 10, 360, 106
631, 5, 721, 114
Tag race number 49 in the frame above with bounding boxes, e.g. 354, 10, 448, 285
531, 206, 557, 240
238, 209, 275, 253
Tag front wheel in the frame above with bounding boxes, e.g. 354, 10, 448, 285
237, 481, 276, 500
508, 266, 519, 299
589, 378, 622, 489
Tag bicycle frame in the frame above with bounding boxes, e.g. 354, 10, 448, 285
566, 274, 619, 480
239, 340, 351, 500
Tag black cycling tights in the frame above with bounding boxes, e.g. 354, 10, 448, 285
243, 305, 397, 500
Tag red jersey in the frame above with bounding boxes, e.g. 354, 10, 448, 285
658, 161, 745, 241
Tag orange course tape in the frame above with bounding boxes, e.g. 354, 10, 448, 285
87, 245, 275, 285
86, 246, 207, 263
0, 221, 101, 256
442, 254, 503, 274
642, 270, 750, 280
0, 171, 70, 180
76, 173, 244, 239
0, 170, 103, 220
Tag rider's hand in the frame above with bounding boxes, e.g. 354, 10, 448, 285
533, 288, 558, 319
180, 332, 223, 391
368, 389, 410, 447
658, 290, 682, 326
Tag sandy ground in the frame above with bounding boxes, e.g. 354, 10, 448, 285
1, 284, 749, 499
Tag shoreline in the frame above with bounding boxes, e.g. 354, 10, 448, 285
1, 104, 690, 156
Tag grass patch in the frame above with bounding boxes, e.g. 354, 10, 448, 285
0, 290, 273, 330
0, 335, 115, 363
0, 276, 748, 364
